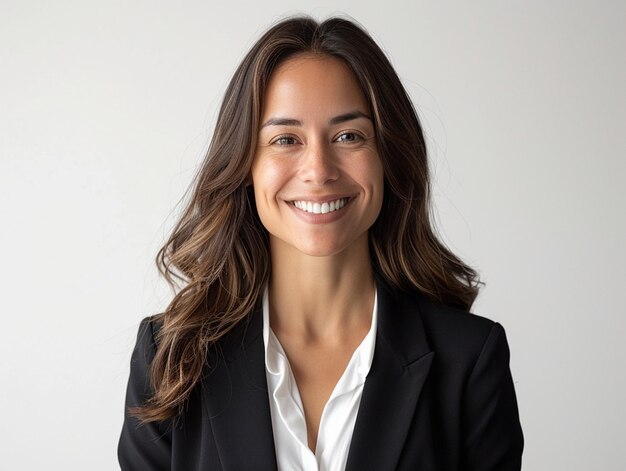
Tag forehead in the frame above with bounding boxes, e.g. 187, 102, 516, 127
261, 54, 369, 118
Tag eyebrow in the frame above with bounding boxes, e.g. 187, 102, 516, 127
260, 110, 371, 129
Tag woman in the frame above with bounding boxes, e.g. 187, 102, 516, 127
118, 15, 524, 471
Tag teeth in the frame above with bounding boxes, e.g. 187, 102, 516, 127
293, 198, 348, 214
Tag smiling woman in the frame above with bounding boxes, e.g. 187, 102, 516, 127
118, 15, 523, 471
251, 54, 383, 259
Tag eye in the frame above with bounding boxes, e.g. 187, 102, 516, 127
334, 131, 365, 143
271, 135, 299, 146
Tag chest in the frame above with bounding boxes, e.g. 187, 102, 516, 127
277, 340, 360, 451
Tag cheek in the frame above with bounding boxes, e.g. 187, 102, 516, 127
363, 159, 385, 220
355, 158, 384, 195
251, 160, 287, 215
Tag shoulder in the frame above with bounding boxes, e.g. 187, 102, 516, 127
134, 311, 253, 366
401, 290, 510, 369
133, 315, 163, 356
414, 293, 495, 338
125, 314, 171, 393
126, 315, 164, 396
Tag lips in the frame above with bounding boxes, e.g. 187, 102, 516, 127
292, 197, 349, 214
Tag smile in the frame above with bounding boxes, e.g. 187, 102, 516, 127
292, 197, 349, 214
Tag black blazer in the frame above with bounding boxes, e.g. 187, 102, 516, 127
118, 282, 523, 470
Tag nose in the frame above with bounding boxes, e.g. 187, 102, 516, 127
298, 139, 340, 186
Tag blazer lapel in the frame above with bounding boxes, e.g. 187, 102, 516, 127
200, 303, 278, 471
345, 282, 434, 471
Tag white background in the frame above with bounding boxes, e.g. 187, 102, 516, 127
1, 1, 624, 469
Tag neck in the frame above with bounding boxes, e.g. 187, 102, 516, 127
267, 234, 376, 344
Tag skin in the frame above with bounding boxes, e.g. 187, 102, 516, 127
250, 54, 384, 453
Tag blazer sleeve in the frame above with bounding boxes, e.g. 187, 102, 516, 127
118, 317, 172, 471
462, 322, 524, 470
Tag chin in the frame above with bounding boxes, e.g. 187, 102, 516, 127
294, 243, 346, 258
270, 232, 368, 259
278, 234, 349, 258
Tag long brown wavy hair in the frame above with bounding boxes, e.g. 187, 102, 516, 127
132, 15, 482, 423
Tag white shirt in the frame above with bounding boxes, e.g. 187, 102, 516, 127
262, 287, 378, 471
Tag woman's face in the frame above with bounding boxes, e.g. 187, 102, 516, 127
250, 54, 384, 258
